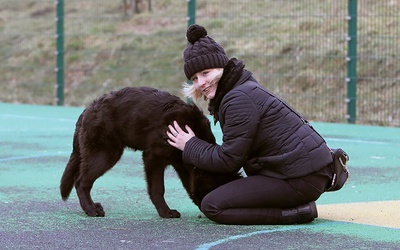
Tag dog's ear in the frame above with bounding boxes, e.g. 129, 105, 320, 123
162, 100, 180, 112
163, 103, 215, 144
163, 105, 189, 127
186, 105, 216, 144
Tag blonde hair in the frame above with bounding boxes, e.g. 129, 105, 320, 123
182, 68, 224, 101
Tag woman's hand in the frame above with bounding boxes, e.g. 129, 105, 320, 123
167, 121, 195, 151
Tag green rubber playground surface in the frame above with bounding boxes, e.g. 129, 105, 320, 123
0, 102, 399, 249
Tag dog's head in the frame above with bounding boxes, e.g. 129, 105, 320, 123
164, 102, 216, 145
185, 104, 215, 144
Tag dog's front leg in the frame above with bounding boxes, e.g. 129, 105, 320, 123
143, 159, 181, 218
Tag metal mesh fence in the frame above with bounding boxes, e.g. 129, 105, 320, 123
1, 1, 56, 104
356, 1, 400, 126
197, 1, 349, 123
0, 0, 399, 126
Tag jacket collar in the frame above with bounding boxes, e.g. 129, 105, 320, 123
208, 58, 252, 124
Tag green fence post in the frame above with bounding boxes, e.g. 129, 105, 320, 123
187, 0, 196, 26
186, 0, 196, 104
346, 0, 357, 123
56, 0, 64, 106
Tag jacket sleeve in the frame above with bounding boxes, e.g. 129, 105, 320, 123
182, 89, 260, 173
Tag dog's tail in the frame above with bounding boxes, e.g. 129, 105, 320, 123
60, 114, 83, 201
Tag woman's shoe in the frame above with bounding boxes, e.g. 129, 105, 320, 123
281, 201, 318, 224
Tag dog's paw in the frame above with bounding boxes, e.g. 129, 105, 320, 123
168, 209, 181, 218
159, 209, 181, 218
86, 202, 105, 217
94, 202, 105, 216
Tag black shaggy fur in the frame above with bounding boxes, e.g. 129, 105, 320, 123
60, 86, 241, 218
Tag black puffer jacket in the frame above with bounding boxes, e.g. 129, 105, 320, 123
182, 58, 332, 179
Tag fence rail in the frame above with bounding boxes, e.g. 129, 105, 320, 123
0, 0, 399, 126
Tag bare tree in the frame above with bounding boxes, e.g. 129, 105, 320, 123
123, 0, 152, 16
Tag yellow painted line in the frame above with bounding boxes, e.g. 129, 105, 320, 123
318, 200, 400, 229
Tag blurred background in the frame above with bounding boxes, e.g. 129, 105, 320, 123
0, 0, 399, 126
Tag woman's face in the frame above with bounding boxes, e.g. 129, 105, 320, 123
190, 68, 222, 100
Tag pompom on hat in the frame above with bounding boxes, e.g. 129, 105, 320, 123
183, 24, 229, 79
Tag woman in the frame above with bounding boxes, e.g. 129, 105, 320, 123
167, 24, 334, 225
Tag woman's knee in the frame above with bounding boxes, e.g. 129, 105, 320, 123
200, 192, 221, 219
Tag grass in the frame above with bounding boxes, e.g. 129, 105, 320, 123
0, 0, 398, 126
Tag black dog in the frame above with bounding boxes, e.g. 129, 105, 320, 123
60, 86, 241, 218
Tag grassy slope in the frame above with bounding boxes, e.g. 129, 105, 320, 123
0, 0, 398, 125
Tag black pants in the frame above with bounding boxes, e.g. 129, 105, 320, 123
200, 168, 331, 225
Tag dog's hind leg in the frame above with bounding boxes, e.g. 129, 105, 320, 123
75, 149, 123, 217
143, 152, 181, 218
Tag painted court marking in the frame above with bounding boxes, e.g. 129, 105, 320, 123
326, 137, 388, 145
1, 114, 76, 123
0, 152, 69, 162
195, 224, 312, 250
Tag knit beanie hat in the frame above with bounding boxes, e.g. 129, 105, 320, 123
183, 24, 229, 79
